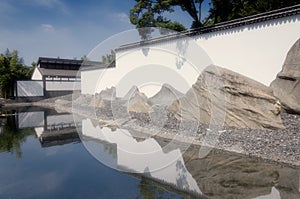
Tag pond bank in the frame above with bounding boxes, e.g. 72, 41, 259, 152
2, 96, 300, 168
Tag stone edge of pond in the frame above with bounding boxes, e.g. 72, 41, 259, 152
2, 99, 299, 169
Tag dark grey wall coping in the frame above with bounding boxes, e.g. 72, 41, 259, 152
116, 4, 300, 52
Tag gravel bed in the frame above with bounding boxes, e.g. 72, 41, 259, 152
55, 95, 300, 166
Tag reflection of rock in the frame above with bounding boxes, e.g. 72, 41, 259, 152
73, 94, 92, 106
149, 84, 183, 106
169, 65, 284, 130
176, 144, 299, 199
270, 38, 300, 114
81, 119, 202, 195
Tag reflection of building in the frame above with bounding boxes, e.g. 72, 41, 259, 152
16, 108, 81, 147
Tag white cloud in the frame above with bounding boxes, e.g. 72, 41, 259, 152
113, 12, 130, 24
41, 24, 56, 32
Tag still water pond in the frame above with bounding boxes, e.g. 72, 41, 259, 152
0, 107, 299, 199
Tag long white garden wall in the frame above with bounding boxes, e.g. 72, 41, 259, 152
81, 6, 300, 95
117, 15, 300, 88
196, 15, 300, 86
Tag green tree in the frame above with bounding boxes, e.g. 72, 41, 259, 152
130, 0, 206, 39
130, 0, 300, 37
208, 0, 300, 23
240, 0, 300, 17
101, 50, 116, 65
81, 55, 89, 61
0, 49, 33, 98
208, 0, 232, 23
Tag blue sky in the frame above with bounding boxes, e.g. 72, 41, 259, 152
0, 0, 211, 65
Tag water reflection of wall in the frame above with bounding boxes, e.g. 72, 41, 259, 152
81, 117, 300, 199
17, 109, 80, 147
18, 111, 44, 129
81, 118, 202, 196
13, 110, 300, 199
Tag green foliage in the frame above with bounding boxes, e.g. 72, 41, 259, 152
0, 49, 33, 98
208, 0, 300, 24
0, 114, 35, 158
101, 50, 116, 65
130, 0, 300, 37
130, 0, 204, 39
81, 55, 89, 61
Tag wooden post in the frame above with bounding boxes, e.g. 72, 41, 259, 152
42, 76, 46, 98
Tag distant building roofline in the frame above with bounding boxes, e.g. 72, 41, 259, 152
36, 57, 107, 71
80, 60, 115, 71
37, 57, 83, 66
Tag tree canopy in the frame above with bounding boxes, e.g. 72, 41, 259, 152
209, 0, 300, 24
0, 49, 33, 98
130, 0, 300, 37
101, 50, 116, 65
130, 0, 205, 39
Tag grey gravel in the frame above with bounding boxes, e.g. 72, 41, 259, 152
55, 95, 300, 167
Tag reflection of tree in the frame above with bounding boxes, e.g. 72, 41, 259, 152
103, 142, 117, 159
176, 38, 189, 69
0, 115, 34, 158
136, 177, 191, 199
175, 160, 190, 191
136, 178, 159, 199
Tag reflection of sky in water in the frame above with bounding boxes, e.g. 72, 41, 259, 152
0, 136, 168, 199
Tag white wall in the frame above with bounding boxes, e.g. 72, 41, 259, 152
82, 14, 300, 95
17, 81, 43, 97
113, 38, 212, 97
81, 68, 108, 95
31, 68, 42, 80
196, 15, 300, 86
46, 81, 80, 91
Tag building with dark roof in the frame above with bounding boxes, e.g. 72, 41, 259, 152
29, 57, 82, 98
32, 57, 82, 81
16, 57, 107, 100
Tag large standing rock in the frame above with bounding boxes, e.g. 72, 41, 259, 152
169, 65, 284, 130
270, 38, 300, 114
